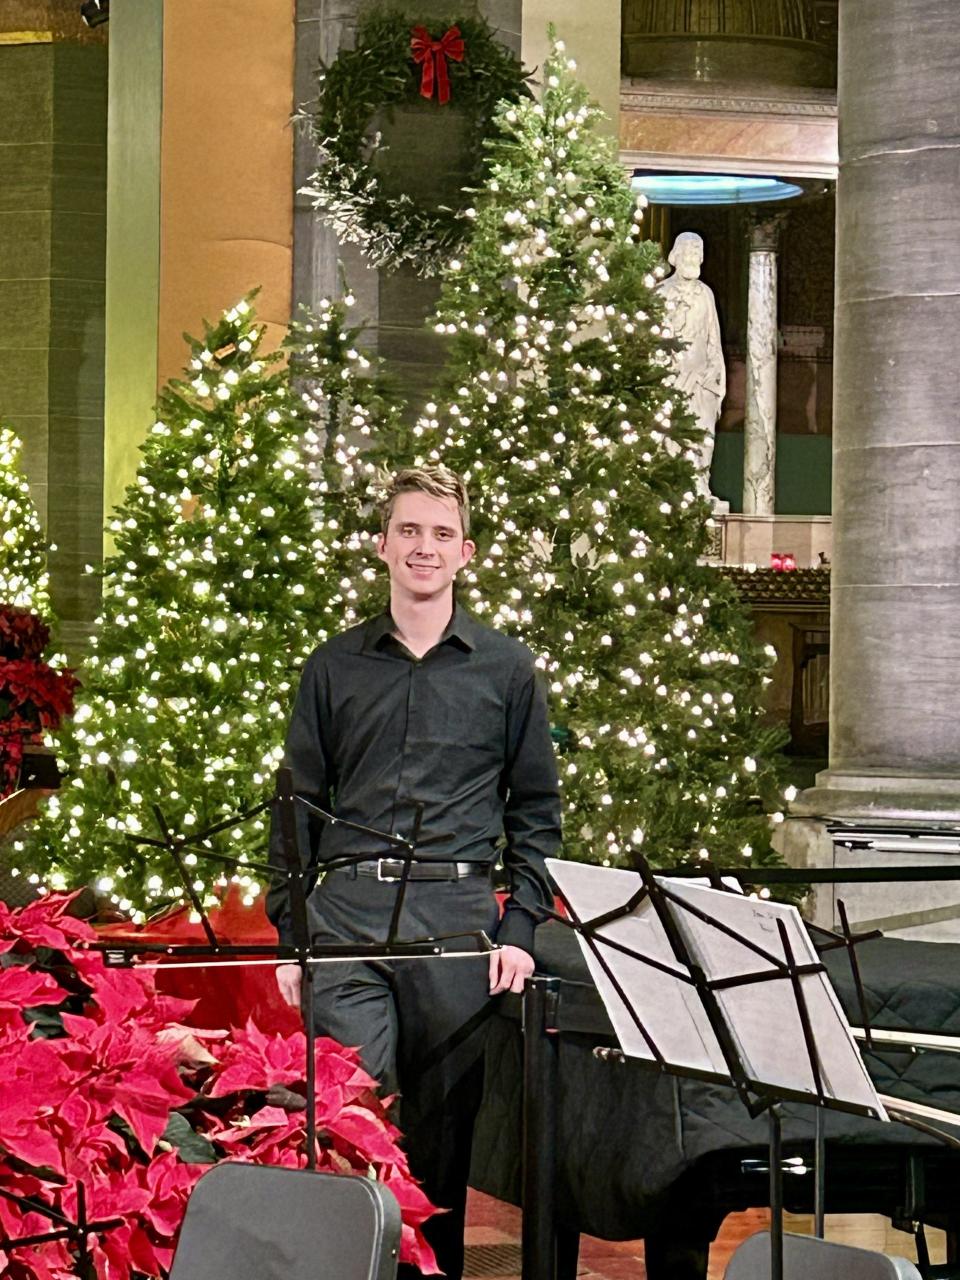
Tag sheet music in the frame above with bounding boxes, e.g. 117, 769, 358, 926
663, 879, 886, 1118
546, 860, 729, 1078
548, 859, 887, 1119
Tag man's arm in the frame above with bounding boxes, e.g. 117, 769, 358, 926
496, 655, 562, 956
266, 651, 331, 946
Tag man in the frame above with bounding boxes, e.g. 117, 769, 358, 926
656, 231, 726, 506
268, 465, 561, 1279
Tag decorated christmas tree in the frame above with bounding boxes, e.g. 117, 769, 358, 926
320, 40, 790, 872
287, 294, 405, 639
15, 300, 357, 914
0, 427, 76, 799
0, 426, 51, 615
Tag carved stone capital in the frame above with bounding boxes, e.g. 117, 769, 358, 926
746, 210, 788, 253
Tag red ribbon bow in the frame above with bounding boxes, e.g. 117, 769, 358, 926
410, 25, 464, 105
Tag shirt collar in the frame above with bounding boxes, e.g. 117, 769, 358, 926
363, 603, 478, 654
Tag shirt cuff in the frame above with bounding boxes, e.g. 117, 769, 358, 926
494, 905, 536, 955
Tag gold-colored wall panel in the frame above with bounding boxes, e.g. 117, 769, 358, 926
523, 0, 621, 136
157, 0, 295, 388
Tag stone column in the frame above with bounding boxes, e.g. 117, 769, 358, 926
797, 0, 960, 817
741, 214, 782, 515
777, 0, 960, 939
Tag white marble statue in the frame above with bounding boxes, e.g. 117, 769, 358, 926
656, 232, 727, 508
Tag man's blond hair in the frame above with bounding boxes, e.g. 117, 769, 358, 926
378, 465, 471, 537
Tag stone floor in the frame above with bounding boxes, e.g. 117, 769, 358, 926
462, 1190, 945, 1279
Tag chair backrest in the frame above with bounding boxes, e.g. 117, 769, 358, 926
169, 1163, 401, 1280
725, 1231, 922, 1280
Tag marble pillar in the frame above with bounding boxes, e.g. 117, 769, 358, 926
776, 0, 960, 937
792, 0, 960, 819
742, 215, 782, 516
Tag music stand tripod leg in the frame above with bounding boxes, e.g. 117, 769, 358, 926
769, 1108, 784, 1280
814, 1105, 826, 1239
301, 962, 317, 1171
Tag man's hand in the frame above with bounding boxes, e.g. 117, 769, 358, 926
488, 944, 534, 995
276, 963, 303, 1008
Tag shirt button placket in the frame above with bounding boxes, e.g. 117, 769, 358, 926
394, 661, 418, 836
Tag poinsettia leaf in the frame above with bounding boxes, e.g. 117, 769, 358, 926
162, 1111, 217, 1164
0, 1122, 66, 1175
264, 1082, 306, 1111
0, 966, 66, 1011
111, 1073, 194, 1156
22, 1005, 67, 1038
400, 1221, 442, 1275
156, 1024, 222, 1068
207, 1104, 295, 1144
6, 894, 94, 954
207, 1018, 305, 1095
0, 1070, 69, 1174
83, 965, 157, 1025
382, 1168, 439, 1226
326, 1105, 407, 1164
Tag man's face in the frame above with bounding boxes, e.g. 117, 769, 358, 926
674, 242, 703, 280
376, 490, 475, 602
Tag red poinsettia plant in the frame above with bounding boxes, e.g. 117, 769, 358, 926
0, 893, 439, 1278
0, 606, 78, 798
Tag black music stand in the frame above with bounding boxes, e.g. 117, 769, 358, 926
544, 856, 889, 1280
96, 767, 495, 1169
0, 1182, 124, 1278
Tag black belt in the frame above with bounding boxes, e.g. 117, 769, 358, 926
336, 858, 492, 883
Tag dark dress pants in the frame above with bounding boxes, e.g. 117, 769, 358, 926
308, 870, 500, 1280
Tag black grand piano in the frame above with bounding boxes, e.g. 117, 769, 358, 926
470, 920, 960, 1279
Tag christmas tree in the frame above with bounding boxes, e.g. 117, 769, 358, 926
0, 426, 51, 615
0, 427, 74, 800
329, 40, 790, 872
15, 299, 358, 915
287, 293, 407, 640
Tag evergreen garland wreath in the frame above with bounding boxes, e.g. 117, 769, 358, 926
305, 9, 531, 276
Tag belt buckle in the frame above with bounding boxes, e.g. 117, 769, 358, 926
377, 858, 403, 882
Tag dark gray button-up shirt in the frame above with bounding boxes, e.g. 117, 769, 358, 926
267, 606, 562, 952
